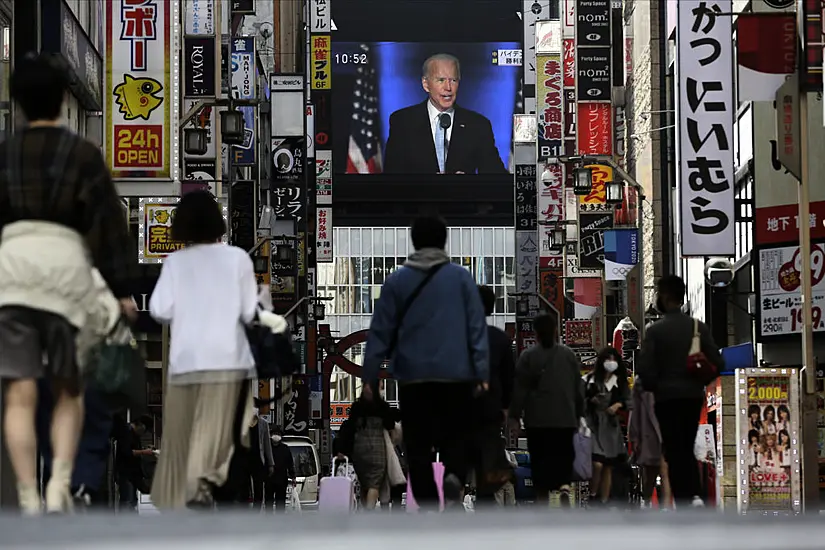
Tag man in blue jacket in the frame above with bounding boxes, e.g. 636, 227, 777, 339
362, 216, 489, 510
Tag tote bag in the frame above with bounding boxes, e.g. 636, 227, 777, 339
572, 429, 593, 481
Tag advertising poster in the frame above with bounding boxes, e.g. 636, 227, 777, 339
316, 207, 333, 262
536, 54, 563, 159
578, 212, 614, 269
579, 164, 612, 211
105, 0, 175, 179
137, 198, 183, 263
604, 229, 639, 281
576, 47, 612, 101
757, 243, 825, 338
311, 35, 332, 90
564, 320, 593, 348
736, 368, 801, 513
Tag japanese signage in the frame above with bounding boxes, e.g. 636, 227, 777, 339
577, 102, 612, 155
539, 263, 565, 321
521, 0, 551, 87
184, 37, 216, 97
576, 47, 612, 101
330, 402, 352, 427
312, 35, 332, 90
138, 198, 183, 262
536, 20, 562, 55
516, 230, 540, 312
758, 243, 825, 338
184, 0, 214, 35
271, 236, 297, 305
310, 0, 331, 33
515, 164, 538, 230
677, 0, 734, 256
536, 54, 563, 159
230, 180, 256, 252
576, 0, 610, 47
562, 0, 576, 37
538, 162, 564, 225
774, 75, 800, 180
105, 0, 175, 180
578, 211, 614, 269
316, 150, 333, 204
272, 137, 305, 183
230, 37, 255, 99
563, 39, 575, 87
316, 207, 333, 262
271, 185, 305, 222
579, 164, 612, 210
284, 375, 309, 436
564, 320, 593, 348
735, 368, 801, 514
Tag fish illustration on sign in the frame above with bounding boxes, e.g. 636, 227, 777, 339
113, 75, 163, 121
150, 208, 174, 225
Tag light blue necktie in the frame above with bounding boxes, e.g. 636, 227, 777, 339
435, 116, 446, 173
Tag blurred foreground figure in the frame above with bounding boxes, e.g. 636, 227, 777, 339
0, 52, 137, 514
148, 191, 257, 510
362, 216, 490, 511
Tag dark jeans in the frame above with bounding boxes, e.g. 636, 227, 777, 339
117, 475, 138, 510
399, 381, 475, 511
251, 469, 269, 508
36, 381, 114, 500
267, 479, 288, 511
655, 398, 703, 505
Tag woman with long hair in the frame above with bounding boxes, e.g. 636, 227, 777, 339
148, 191, 258, 509
508, 312, 585, 507
348, 380, 397, 510
584, 346, 630, 506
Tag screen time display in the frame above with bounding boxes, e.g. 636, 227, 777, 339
331, 41, 521, 177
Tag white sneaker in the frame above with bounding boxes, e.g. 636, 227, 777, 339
691, 496, 705, 507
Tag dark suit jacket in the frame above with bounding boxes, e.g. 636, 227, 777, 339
383, 101, 507, 174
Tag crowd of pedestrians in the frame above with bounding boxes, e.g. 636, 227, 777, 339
0, 55, 725, 516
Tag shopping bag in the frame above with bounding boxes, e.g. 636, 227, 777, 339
572, 428, 593, 481
405, 454, 445, 512
287, 486, 302, 514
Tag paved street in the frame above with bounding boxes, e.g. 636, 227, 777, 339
0, 512, 822, 550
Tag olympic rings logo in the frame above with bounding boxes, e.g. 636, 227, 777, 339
611, 265, 634, 277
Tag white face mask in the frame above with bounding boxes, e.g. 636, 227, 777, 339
604, 360, 619, 374
271, 435, 282, 443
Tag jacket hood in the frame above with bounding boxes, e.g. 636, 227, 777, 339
404, 247, 450, 270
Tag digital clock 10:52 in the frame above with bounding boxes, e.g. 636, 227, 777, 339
334, 53, 368, 64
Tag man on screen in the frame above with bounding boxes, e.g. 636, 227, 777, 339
383, 53, 506, 175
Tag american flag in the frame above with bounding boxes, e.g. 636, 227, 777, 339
346, 44, 383, 174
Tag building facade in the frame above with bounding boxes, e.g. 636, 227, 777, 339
320, 226, 517, 405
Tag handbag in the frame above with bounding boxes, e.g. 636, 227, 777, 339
87, 318, 147, 411
686, 318, 718, 385
246, 306, 300, 381
572, 429, 593, 481
384, 429, 407, 487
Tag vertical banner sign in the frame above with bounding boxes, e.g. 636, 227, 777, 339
677, 0, 734, 256
539, 258, 565, 324
757, 243, 825, 338
316, 150, 333, 204
575, 0, 611, 101
577, 102, 612, 155
184, 37, 216, 97
310, 0, 331, 33
537, 162, 563, 226
231, 37, 256, 166
184, 0, 215, 35
284, 375, 310, 436
562, 0, 576, 38
515, 164, 538, 231
579, 211, 614, 269
105, 0, 175, 179
270, 236, 298, 305
316, 207, 333, 262
536, 53, 563, 159
230, 180, 256, 251
735, 368, 801, 514
604, 229, 640, 281
311, 35, 332, 90
516, 230, 540, 353
579, 164, 612, 211
522, 0, 552, 89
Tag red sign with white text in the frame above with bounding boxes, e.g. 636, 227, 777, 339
577, 102, 613, 156
755, 201, 825, 245
563, 39, 575, 88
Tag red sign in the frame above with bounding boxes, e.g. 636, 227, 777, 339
755, 201, 825, 245
113, 124, 163, 167
564, 320, 592, 347
122, 0, 158, 71
563, 39, 575, 88
539, 266, 565, 322
577, 102, 613, 156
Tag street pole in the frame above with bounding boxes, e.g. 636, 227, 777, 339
798, 91, 819, 513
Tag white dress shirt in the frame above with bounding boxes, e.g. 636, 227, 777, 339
150, 242, 258, 378
427, 100, 454, 149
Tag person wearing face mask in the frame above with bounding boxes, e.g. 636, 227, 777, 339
583, 347, 630, 506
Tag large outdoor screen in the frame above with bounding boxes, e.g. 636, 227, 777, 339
328, 0, 522, 189
332, 41, 520, 176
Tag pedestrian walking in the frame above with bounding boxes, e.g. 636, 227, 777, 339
248, 413, 275, 511
267, 426, 295, 512
361, 216, 489, 511
508, 312, 585, 507
148, 190, 257, 510
636, 275, 724, 508
0, 53, 138, 515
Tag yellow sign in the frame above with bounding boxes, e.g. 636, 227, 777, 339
139, 199, 184, 262
311, 35, 332, 90
579, 164, 612, 206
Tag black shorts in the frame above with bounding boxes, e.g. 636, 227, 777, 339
0, 305, 78, 383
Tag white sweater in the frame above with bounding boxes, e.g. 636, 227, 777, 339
149, 243, 257, 377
